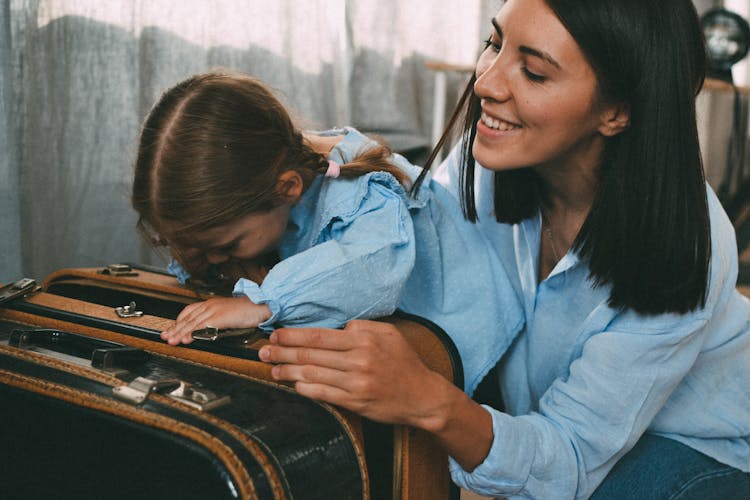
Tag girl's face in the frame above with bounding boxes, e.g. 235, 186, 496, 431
472, 0, 613, 174
183, 203, 292, 265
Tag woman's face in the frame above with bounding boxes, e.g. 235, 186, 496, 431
472, 0, 612, 173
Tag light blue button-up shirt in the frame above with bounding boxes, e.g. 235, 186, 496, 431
173, 128, 524, 396
435, 145, 750, 499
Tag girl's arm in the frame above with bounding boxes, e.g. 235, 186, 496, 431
162, 177, 415, 343
235, 178, 416, 329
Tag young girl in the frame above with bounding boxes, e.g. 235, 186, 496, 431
131, 71, 524, 396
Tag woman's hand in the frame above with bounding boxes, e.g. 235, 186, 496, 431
161, 296, 272, 345
259, 320, 455, 428
259, 319, 496, 470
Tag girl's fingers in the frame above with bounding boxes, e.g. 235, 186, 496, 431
175, 302, 203, 323
163, 305, 215, 345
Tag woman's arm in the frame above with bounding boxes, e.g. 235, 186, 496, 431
259, 320, 495, 470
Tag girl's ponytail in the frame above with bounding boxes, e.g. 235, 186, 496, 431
314, 143, 410, 186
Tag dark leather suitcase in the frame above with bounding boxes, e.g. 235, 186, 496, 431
1, 265, 464, 500
0, 319, 366, 500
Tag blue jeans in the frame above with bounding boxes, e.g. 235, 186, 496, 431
591, 433, 750, 499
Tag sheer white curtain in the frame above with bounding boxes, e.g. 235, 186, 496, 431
1, 0, 501, 281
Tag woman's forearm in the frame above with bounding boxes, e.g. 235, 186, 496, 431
413, 369, 495, 471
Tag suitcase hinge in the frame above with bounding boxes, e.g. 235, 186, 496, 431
113, 376, 230, 411
99, 264, 139, 277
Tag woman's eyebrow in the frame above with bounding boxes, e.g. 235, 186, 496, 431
519, 46, 561, 70
491, 17, 503, 38
491, 17, 561, 70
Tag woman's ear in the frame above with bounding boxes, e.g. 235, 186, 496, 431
598, 102, 630, 137
276, 170, 304, 203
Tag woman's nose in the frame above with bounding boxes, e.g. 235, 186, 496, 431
474, 52, 511, 103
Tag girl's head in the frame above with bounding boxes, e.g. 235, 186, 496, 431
133, 72, 405, 276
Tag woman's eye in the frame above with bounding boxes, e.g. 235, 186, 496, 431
483, 36, 501, 53
523, 67, 546, 83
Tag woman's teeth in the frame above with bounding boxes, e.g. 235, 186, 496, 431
481, 112, 519, 131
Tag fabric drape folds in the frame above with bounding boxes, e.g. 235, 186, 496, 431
2, 0, 498, 280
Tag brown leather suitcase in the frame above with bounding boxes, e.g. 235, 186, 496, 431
0, 317, 366, 500
1, 264, 464, 500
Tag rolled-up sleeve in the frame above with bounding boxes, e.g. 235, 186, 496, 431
234, 180, 415, 330
449, 314, 710, 499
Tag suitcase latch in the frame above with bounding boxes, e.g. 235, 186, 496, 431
114, 301, 144, 318
100, 264, 139, 277
113, 376, 230, 411
0, 278, 39, 305
192, 326, 262, 342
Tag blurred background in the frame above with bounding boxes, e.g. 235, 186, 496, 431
2, 0, 749, 281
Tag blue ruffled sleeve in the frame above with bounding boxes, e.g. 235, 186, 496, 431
233, 173, 415, 330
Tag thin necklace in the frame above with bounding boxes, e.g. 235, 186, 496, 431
541, 211, 561, 262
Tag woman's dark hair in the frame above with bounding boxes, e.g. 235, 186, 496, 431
132, 71, 407, 276
417, 0, 710, 315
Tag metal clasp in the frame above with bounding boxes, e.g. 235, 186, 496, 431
167, 382, 231, 411
0, 278, 39, 305
112, 376, 180, 404
113, 376, 230, 411
115, 301, 144, 318
192, 326, 261, 342
100, 264, 138, 277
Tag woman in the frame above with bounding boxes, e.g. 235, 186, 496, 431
259, 0, 750, 497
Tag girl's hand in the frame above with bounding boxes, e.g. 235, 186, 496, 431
258, 320, 454, 429
161, 297, 272, 345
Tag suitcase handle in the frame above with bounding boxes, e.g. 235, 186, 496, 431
8, 328, 231, 411
9, 329, 151, 374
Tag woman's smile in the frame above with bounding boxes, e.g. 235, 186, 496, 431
478, 111, 521, 133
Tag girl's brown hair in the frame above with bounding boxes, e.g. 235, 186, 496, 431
132, 71, 407, 273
